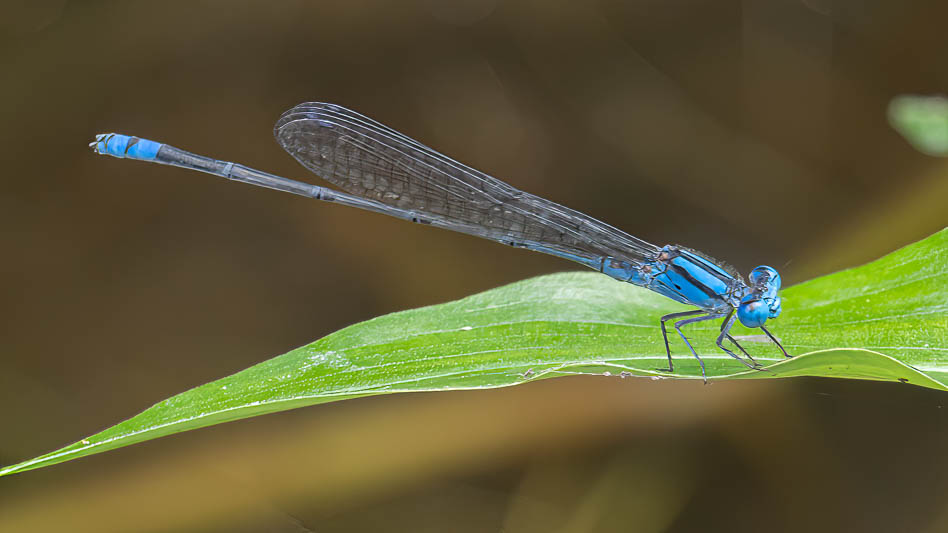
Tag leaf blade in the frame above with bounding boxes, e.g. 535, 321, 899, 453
2, 228, 945, 477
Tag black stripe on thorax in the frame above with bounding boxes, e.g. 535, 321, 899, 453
667, 262, 720, 301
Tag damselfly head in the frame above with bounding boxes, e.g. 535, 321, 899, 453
748, 265, 781, 294
737, 265, 782, 328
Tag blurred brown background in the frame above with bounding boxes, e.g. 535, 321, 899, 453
1, 1, 946, 532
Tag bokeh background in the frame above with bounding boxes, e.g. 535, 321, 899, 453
2, 1, 947, 531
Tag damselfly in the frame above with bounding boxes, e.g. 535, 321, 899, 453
91, 102, 791, 380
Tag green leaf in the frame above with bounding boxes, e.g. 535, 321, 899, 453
888, 94, 948, 156
3, 228, 946, 477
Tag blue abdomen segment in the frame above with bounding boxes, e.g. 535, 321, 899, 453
92, 133, 162, 161
520, 244, 650, 284
600, 257, 649, 284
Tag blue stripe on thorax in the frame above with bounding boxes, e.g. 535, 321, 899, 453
648, 248, 735, 311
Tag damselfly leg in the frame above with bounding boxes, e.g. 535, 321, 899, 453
673, 312, 726, 383
761, 326, 792, 358
716, 310, 763, 370
658, 310, 705, 372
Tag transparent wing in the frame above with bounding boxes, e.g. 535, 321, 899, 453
274, 102, 660, 266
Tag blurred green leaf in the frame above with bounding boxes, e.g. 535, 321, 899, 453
3, 229, 946, 477
888, 94, 948, 156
